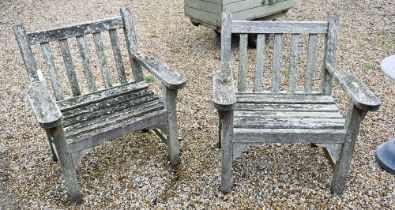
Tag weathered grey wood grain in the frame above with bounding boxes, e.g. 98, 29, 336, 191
254, 34, 266, 92
45, 129, 58, 161
121, 8, 144, 82
321, 14, 338, 95
232, 21, 328, 34
163, 87, 181, 165
236, 93, 334, 104
57, 81, 147, 111
235, 111, 342, 118
304, 34, 317, 93
288, 33, 300, 93
238, 34, 248, 92
76, 35, 97, 92
130, 51, 187, 89
13, 25, 39, 81
233, 128, 346, 144
236, 103, 339, 112
109, 29, 128, 84
59, 39, 81, 96
331, 103, 366, 195
28, 81, 63, 129
319, 143, 342, 168
28, 17, 124, 44
326, 62, 381, 111
219, 110, 234, 193
93, 32, 112, 88
41, 42, 65, 100
49, 124, 82, 203
272, 33, 282, 92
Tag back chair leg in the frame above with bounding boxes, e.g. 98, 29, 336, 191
45, 129, 58, 162
219, 110, 234, 193
331, 103, 367, 195
163, 87, 181, 165
50, 124, 82, 203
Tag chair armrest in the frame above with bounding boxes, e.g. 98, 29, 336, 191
213, 68, 236, 111
27, 80, 63, 129
131, 51, 186, 90
325, 62, 381, 111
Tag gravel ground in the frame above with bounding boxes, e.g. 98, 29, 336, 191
0, 0, 394, 208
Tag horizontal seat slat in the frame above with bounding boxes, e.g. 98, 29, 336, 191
236, 103, 339, 112
64, 99, 164, 136
236, 94, 334, 104
57, 81, 148, 111
231, 21, 328, 34
63, 94, 159, 127
235, 111, 343, 118
28, 17, 124, 44
233, 128, 346, 144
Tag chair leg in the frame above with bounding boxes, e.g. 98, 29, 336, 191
331, 103, 367, 195
217, 112, 223, 148
45, 129, 58, 162
219, 110, 234, 193
50, 124, 82, 203
163, 87, 180, 165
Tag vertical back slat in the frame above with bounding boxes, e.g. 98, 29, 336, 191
238, 34, 248, 92
13, 25, 40, 81
76, 35, 97, 92
93, 32, 112, 88
321, 14, 339, 95
272, 33, 282, 92
59, 39, 81, 96
121, 8, 144, 82
304, 34, 318, 93
41, 42, 65, 100
109, 29, 128, 84
254, 34, 266, 92
288, 33, 301, 93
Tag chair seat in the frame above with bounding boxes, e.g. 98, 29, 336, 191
233, 93, 347, 144
56, 81, 167, 152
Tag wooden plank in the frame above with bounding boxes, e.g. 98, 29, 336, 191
130, 51, 186, 89
121, 8, 144, 82
185, 0, 222, 14
225, 0, 293, 13
254, 34, 266, 92
235, 111, 343, 118
304, 34, 318, 93
236, 94, 335, 104
59, 39, 81, 96
236, 90, 322, 95
321, 14, 338, 95
67, 110, 167, 152
288, 34, 300, 93
238, 34, 248, 92
57, 81, 147, 111
231, 0, 294, 21
184, 6, 220, 27
319, 143, 342, 167
76, 35, 97, 92
28, 17, 124, 44
326, 62, 381, 111
93, 32, 112, 88
13, 25, 40, 81
233, 128, 346, 144
272, 33, 282, 92
234, 116, 345, 129
219, 110, 234, 193
40, 42, 65, 100
235, 103, 339, 112
232, 21, 328, 34
163, 88, 181, 165
109, 29, 127, 84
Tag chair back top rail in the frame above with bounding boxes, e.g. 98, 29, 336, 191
231, 21, 329, 34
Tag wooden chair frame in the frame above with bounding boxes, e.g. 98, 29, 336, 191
14, 8, 186, 202
213, 13, 381, 194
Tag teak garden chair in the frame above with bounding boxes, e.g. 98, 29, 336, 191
213, 13, 381, 194
14, 8, 186, 202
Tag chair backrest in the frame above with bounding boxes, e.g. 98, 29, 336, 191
14, 8, 143, 101
220, 13, 339, 94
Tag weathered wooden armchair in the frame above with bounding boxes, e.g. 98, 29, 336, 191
14, 8, 186, 202
213, 13, 381, 194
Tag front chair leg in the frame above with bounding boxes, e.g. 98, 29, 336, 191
45, 129, 58, 162
163, 87, 181, 165
50, 123, 82, 203
219, 110, 234, 193
331, 103, 367, 195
